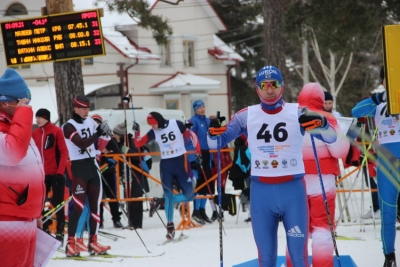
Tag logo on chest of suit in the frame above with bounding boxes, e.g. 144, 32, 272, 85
75, 184, 84, 195
282, 159, 288, 168
262, 160, 269, 169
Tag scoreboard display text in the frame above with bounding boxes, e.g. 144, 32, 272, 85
1, 9, 105, 66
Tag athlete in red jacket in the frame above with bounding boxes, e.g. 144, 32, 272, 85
32, 108, 69, 244
286, 83, 350, 267
0, 68, 46, 267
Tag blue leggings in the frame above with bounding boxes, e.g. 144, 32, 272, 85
251, 178, 309, 267
377, 154, 400, 255
76, 198, 90, 238
160, 155, 195, 222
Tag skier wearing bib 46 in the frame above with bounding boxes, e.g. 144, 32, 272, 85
207, 66, 337, 267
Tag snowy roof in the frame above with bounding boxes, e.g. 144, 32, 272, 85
73, 1, 231, 61
102, 28, 160, 60
29, 83, 118, 124
73, 1, 159, 60
208, 35, 245, 63
149, 72, 221, 93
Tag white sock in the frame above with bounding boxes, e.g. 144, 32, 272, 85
209, 199, 217, 211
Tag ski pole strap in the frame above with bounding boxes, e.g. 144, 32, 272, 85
301, 120, 321, 131
209, 126, 227, 136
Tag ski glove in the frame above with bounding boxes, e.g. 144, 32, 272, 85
209, 116, 227, 136
298, 108, 327, 131
371, 91, 386, 105
184, 120, 193, 129
195, 154, 203, 166
96, 122, 111, 137
190, 161, 197, 171
132, 122, 140, 132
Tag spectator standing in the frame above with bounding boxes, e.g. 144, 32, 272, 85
0, 69, 46, 267
351, 66, 398, 267
286, 82, 349, 267
190, 100, 215, 223
206, 66, 337, 267
113, 122, 150, 229
323, 91, 342, 117
62, 94, 111, 256
91, 115, 123, 229
32, 108, 69, 244
133, 112, 197, 240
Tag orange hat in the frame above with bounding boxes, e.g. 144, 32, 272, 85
91, 114, 103, 123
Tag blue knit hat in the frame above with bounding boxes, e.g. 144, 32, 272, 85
0, 69, 31, 102
255, 66, 283, 85
192, 100, 205, 111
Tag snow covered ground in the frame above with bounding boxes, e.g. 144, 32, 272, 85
47, 172, 399, 267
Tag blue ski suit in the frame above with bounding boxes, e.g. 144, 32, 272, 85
352, 95, 400, 256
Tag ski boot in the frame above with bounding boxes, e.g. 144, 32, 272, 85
149, 197, 164, 217
113, 220, 124, 228
55, 232, 64, 247
65, 237, 80, 257
200, 208, 213, 223
192, 210, 205, 225
166, 222, 175, 240
75, 237, 88, 252
384, 253, 397, 267
88, 235, 111, 255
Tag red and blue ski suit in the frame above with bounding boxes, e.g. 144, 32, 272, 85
207, 99, 337, 267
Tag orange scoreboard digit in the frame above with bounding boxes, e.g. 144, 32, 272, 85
0, 9, 106, 66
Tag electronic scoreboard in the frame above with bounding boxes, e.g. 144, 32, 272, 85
0, 9, 105, 66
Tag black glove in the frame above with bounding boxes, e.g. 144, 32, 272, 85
96, 124, 104, 136
371, 91, 386, 105
132, 122, 140, 132
190, 161, 197, 170
209, 116, 226, 128
298, 108, 327, 131
184, 120, 193, 129
195, 154, 203, 166
208, 117, 226, 136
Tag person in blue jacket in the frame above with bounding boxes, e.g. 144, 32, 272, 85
189, 100, 216, 223
351, 66, 398, 267
207, 65, 337, 267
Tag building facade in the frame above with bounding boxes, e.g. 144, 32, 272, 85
0, 0, 244, 121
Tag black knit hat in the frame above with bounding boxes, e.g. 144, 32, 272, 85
147, 112, 166, 128
36, 108, 50, 121
324, 91, 333, 101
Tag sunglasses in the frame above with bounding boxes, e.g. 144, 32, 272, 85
257, 81, 282, 90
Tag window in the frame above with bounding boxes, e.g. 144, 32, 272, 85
183, 40, 195, 67
82, 57, 94, 66
160, 40, 171, 66
166, 100, 179, 110
5, 3, 28, 16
